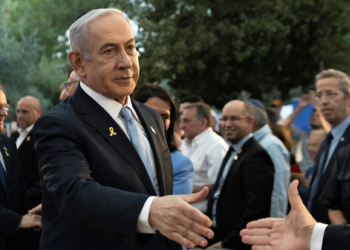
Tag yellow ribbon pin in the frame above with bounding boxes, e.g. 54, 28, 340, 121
109, 127, 117, 136
5, 151, 9, 157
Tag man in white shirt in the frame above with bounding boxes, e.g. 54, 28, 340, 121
179, 102, 228, 212
32, 8, 213, 250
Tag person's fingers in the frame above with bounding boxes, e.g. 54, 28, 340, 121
246, 218, 282, 229
181, 187, 209, 205
181, 204, 213, 229
171, 224, 209, 248
252, 245, 272, 250
288, 180, 305, 211
241, 228, 271, 237
241, 235, 271, 246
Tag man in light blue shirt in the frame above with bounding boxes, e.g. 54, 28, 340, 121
248, 100, 290, 218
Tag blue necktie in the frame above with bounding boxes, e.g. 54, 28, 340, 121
119, 107, 155, 187
0, 160, 7, 189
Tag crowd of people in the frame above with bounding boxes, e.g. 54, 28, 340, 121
1, 7, 350, 250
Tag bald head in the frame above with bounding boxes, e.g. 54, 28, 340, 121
221, 100, 253, 144
16, 96, 41, 129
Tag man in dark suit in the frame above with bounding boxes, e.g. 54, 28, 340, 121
32, 8, 213, 250
240, 180, 350, 250
0, 86, 42, 250
306, 69, 350, 224
206, 100, 274, 250
11, 96, 41, 207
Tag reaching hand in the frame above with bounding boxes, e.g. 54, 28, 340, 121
19, 213, 43, 231
298, 94, 311, 109
240, 180, 317, 250
149, 187, 214, 249
28, 203, 42, 215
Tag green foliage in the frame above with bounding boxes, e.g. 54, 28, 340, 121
136, 0, 350, 108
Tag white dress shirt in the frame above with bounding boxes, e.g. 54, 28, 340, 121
310, 223, 327, 250
80, 82, 157, 233
180, 127, 229, 212
15, 124, 34, 149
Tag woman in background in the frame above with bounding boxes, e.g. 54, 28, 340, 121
132, 84, 193, 195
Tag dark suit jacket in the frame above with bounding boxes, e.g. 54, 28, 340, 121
0, 134, 29, 250
306, 124, 350, 223
207, 137, 274, 250
11, 130, 41, 207
33, 85, 181, 250
323, 225, 350, 250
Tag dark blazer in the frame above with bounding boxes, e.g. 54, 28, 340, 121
0, 134, 29, 250
11, 130, 41, 207
306, 124, 350, 223
323, 225, 350, 250
33, 85, 181, 250
207, 137, 274, 250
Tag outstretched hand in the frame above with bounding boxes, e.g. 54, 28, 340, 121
240, 180, 317, 250
149, 187, 214, 249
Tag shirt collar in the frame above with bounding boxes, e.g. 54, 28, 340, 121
253, 124, 271, 141
190, 127, 213, 145
80, 81, 140, 122
18, 124, 34, 134
230, 133, 253, 152
330, 115, 350, 141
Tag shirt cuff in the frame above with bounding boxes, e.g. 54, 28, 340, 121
137, 196, 157, 234
310, 223, 327, 250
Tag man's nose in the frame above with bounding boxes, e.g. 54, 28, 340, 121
116, 50, 132, 69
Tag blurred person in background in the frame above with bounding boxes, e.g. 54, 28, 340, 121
291, 129, 327, 203
180, 102, 228, 212
132, 84, 194, 195
248, 99, 290, 218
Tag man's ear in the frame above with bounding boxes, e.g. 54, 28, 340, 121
69, 51, 86, 78
201, 118, 208, 128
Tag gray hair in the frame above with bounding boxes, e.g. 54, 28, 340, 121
69, 8, 129, 61
315, 69, 350, 96
184, 102, 212, 128
249, 103, 268, 129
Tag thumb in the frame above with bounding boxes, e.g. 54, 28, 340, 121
181, 186, 209, 204
288, 180, 305, 211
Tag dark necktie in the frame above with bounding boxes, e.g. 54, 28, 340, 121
0, 160, 7, 189
307, 133, 333, 211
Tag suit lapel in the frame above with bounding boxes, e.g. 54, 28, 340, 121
0, 138, 9, 191
132, 101, 167, 196
17, 131, 32, 154
73, 87, 157, 196
317, 124, 350, 194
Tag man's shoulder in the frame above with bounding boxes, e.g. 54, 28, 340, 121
243, 137, 272, 161
258, 133, 288, 152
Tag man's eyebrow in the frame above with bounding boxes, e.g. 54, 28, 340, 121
100, 39, 135, 51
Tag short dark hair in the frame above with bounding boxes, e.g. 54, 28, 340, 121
132, 84, 177, 152
179, 95, 204, 104
183, 102, 212, 128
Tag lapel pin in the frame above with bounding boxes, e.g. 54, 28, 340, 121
150, 126, 156, 135
341, 137, 345, 142
5, 151, 9, 157
109, 127, 117, 136
27, 136, 31, 141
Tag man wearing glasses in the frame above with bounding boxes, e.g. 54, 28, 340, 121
60, 71, 80, 100
306, 69, 350, 225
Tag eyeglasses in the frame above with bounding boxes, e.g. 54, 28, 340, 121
220, 116, 246, 122
0, 104, 9, 112
315, 90, 343, 101
63, 81, 80, 91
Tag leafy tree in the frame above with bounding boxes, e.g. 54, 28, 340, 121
136, 0, 350, 108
